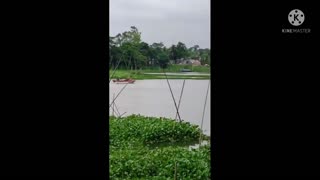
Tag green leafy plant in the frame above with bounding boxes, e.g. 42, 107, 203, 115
109, 115, 211, 179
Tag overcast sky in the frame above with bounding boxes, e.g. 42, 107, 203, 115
110, 0, 210, 49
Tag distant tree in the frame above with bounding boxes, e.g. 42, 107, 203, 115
188, 45, 200, 59
176, 42, 188, 60
117, 26, 148, 70
139, 42, 151, 66
199, 48, 210, 65
157, 51, 169, 69
109, 26, 210, 69
169, 45, 178, 63
148, 42, 165, 66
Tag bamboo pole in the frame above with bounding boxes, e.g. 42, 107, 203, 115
109, 83, 128, 109
112, 93, 115, 116
199, 80, 210, 145
113, 101, 121, 117
175, 79, 186, 121
162, 69, 182, 122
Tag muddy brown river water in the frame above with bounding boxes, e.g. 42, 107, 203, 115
109, 80, 211, 135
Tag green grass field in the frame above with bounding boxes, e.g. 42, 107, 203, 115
110, 65, 210, 80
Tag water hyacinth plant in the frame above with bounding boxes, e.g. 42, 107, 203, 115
109, 115, 211, 179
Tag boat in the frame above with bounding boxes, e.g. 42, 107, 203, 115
180, 68, 192, 72
112, 78, 135, 84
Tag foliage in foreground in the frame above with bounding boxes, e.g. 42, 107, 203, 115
109, 115, 211, 180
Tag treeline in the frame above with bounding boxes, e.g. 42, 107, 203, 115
109, 26, 210, 70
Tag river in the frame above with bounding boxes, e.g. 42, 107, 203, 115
109, 80, 211, 135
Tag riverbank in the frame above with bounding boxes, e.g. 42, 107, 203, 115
109, 65, 210, 79
109, 115, 210, 179
143, 65, 210, 73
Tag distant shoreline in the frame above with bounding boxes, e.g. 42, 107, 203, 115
109, 65, 211, 80
110, 70, 210, 80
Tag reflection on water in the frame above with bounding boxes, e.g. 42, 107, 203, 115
189, 140, 209, 150
109, 80, 211, 135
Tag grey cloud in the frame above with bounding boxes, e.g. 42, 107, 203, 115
110, 0, 210, 48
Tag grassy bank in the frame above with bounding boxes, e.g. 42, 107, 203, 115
110, 115, 210, 179
110, 70, 210, 80
142, 65, 210, 73
110, 65, 210, 80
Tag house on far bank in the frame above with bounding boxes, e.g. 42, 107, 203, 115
170, 58, 203, 66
